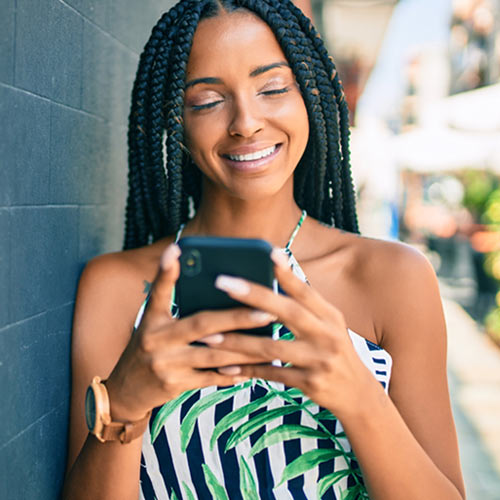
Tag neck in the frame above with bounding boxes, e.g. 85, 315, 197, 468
184, 182, 303, 248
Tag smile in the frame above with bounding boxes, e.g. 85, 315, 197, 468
227, 145, 277, 162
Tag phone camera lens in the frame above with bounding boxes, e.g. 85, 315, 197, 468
181, 249, 202, 277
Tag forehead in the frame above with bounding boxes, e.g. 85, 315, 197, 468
186, 11, 288, 78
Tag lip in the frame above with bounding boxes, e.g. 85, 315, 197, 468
221, 143, 282, 172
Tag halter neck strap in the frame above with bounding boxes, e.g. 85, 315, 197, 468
173, 210, 307, 249
285, 209, 307, 251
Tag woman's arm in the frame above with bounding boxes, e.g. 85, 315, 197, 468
61, 255, 149, 500
206, 244, 466, 499
62, 246, 272, 499
342, 244, 466, 499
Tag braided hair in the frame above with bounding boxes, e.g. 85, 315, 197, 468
124, 0, 359, 250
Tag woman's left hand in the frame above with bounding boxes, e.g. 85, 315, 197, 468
202, 249, 383, 420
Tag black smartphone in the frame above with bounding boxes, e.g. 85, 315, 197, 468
176, 236, 275, 337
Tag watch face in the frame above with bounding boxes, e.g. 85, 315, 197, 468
85, 386, 96, 431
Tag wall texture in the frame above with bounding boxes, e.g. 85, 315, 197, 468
0, 1, 174, 498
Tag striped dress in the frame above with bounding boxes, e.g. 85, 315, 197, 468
136, 213, 393, 499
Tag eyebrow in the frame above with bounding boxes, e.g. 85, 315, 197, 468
185, 62, 290, 89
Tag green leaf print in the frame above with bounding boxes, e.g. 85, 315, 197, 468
225, 405, 302, 451
316, 469, 352, 499
169, 491, 178, 500
202, 464, 230, 500
277, 448, 345, 486
151, 389, 198, 443
209, 391, 277, 450
180, 381, 252, 452
239, 456, 260, 500
339, 484, 367, 500
182, 482, 196, 500
315, 409, 337, 420
248, 424, 330, 457
278, 330, 295, 341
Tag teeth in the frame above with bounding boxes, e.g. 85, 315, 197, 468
228, 145, 276, 162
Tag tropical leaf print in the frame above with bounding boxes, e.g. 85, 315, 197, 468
248, 423, 330, 457
225, 405, 304, 452
277, 448, 347, 486
181, 482, 196, 500
239, 456, 260, 500
202, 464, 230, 500
179, 381, 252, 452
151, 389, 198, 443
317, 469, 352, 499
209, 391, 278, 450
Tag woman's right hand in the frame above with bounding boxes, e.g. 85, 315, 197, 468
104, 243, 273, 422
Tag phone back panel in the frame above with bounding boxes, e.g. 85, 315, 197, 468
177, 236, 274, 336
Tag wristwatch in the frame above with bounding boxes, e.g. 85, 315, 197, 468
85, 376, 151, 444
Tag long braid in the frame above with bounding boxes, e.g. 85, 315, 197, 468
125, 2, 194, 249
164, 3, 207, 233
287, 0, 358, 231
124, 0, 359, 250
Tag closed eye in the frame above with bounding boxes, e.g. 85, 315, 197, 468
261, 87, 290, 96
190, 100, 223, 111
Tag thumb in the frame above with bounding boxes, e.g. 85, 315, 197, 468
145, 244, 181, 322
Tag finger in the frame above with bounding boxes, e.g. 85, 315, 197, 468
208, 333, 314, 368
187, 369, 251, 389
214, 274, 322, 340
183, 344, 268, 369
271, 248, 344, 326
220, 363, 305, 389
144, 244, 181, 322
163, 308, 276, 345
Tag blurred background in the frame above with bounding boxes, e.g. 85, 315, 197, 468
311, 0, 500, 497
1, 0, 499, 498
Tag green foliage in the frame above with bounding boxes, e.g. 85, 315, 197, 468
461, 170, 498, 218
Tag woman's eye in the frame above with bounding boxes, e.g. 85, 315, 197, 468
260, 87, 290, 96
190, 100, 222, 111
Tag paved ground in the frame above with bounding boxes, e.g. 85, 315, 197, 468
444, 298, 500, 499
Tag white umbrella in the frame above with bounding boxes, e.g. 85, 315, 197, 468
391, 126, 500, 173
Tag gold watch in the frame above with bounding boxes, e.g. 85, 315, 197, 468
85, 376, 151, 444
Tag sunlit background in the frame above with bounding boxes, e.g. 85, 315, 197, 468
311, 0, 500, 497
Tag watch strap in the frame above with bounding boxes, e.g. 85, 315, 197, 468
100, 410, 152, 444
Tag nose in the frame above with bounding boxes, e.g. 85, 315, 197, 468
228, 95, 264, 138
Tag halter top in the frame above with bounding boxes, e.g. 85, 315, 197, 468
136, 212, 393, 500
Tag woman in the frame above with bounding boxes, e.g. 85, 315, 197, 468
63, 0, 466, 498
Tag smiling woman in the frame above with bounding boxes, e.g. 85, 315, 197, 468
62, 1, 466, 500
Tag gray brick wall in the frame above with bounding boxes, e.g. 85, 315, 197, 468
0, 1, 174, 498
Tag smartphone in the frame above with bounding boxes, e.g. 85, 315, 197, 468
176, 236, 275, 337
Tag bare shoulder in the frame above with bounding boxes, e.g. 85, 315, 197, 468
72, 238, 172, 374
302, 219, 442, 348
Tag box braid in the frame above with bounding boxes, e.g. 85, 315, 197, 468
124, 0, 359, 250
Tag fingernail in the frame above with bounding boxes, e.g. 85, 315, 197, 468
161, 244, 181, 270
218, 365, 241, 375
198, 333, 224, 345
250, 310, 277, 323
271, 248, 289, 269
215, 275, 250, 295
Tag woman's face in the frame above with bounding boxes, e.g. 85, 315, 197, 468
183, 11, 309, 201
